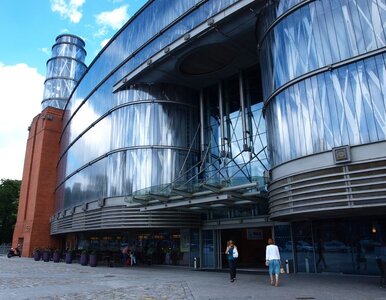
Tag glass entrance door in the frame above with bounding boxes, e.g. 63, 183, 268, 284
221, 227, 272, 269
202, 230, 215, 268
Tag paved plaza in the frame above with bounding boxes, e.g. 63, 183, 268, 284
0, 256, 386, 300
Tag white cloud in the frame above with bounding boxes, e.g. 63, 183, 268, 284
94, 27, 108, 38
50, 0, 85, 23
96, 5, 129, 31
40, 47, 50, 55
100, 38, 110, 49
0, 63, 44, 180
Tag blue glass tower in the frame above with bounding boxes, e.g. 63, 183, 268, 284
41, 34, 87, 110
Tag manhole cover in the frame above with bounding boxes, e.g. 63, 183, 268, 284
104, 275, 115, 277
296, 298, 315, 300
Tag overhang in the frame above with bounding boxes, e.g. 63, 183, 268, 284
113, 0, 264, 92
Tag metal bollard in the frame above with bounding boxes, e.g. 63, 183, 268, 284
305, 258, 310, 273
285, 259, 290, 274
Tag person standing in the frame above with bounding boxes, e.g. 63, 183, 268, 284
316, 239, 327, 270
225, 240, 238, 282
265, 238, 281, 287
122, 245, 130, 267
130, 249, 137, 266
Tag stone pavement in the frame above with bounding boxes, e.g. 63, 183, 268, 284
0, 256, 386, 300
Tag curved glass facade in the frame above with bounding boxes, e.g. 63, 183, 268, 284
56, 84, 199, 210
260, 0, 386, 166
42, 34, 87, 109
62, 0, 240, 146
56, 0, 255, 210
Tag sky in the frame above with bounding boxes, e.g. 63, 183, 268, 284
0, 0, 147, 180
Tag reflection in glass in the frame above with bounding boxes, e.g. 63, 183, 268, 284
266, 54, 386, 166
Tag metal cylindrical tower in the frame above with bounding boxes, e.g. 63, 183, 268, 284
41, 34, 87, 110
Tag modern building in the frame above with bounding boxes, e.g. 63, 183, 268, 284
14, 0, 386, 276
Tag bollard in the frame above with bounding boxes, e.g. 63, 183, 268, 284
305, 258, 310, 273
194, 257, 197, 269
285, 259, 289, 274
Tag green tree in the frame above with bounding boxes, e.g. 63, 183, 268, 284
0, 179, 21, 244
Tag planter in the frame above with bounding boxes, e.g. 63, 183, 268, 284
80, 253, 88, 266
89, 254, 98, 267
33, 251, 41, 261
53, 252, 61, 263
65, 252, 73, 264
42, 251, 50, 262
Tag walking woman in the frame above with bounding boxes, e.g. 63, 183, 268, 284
265, 238, 281, 287
225, 240, 238, 282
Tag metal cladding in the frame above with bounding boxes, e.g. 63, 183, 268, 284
41, 34, 87, 110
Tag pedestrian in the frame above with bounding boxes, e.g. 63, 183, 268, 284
265, 238, 281, 287
130, 249, 137, 265
316, 238, 327, 270
122, 245, 130, 267
356, 240, 367, 272
225, 240, 238, 282
15, 244, 21, 257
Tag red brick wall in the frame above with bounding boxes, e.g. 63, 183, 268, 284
12, 107, 63, 256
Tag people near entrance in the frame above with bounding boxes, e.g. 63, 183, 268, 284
130, 249, 136, 266
122, 245, 130, 267
316, 238, 327, 271
356, 241, 367, 272
225, 240, 238, 282
15, 244, 21, 256
265, 238, 281, 287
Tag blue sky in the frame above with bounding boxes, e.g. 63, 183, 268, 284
0, 0, 147, 180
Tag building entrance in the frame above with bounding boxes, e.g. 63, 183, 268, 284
221, 227, 272, 269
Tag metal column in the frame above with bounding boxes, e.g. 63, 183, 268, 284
239, 72, 249, 151
199, 89, 206, 159
218, 82, 226, 157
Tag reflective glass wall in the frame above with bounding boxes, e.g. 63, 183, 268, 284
62, 0, 241, 146
56, 0, 246, 210
293, 218, 386, 275
75, 228, 197, 267
259, 0, 386, 166
56, 84, 199, 210
42, 34, 87, 109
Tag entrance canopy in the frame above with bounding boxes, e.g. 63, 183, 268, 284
125, 177, 267, 212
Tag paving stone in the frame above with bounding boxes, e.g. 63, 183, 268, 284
1, 256, 385, 300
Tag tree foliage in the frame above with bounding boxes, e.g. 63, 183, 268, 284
0, 179, 21, 243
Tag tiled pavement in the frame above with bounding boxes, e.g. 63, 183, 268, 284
0, 256, 385, 300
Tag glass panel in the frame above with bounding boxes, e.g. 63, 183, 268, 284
293, 221, 316, 273
274, 224, 293, 272
190, 229, 200, 267
259, 0, 385, 100
364, 57, 386, 141
202, 230, 215, 268
313, 218, 386, 275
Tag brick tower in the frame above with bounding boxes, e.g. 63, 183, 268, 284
12, 34, 86, 256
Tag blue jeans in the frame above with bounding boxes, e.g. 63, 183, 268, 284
268, 259, 280, 276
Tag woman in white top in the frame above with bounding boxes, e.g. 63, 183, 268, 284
265, 238, 281, 287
